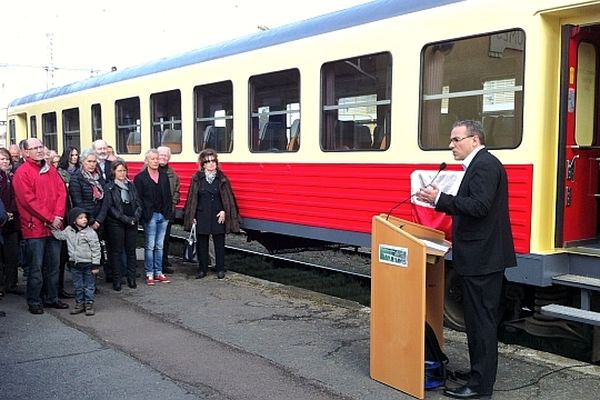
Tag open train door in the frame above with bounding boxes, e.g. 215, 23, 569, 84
557, 24, 600, 248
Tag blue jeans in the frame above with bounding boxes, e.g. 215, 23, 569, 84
143, 212, 168, 277
72, 262, 95, 303
25, 237, 61, 306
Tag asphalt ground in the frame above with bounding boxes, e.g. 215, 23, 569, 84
2, 258, 600, 400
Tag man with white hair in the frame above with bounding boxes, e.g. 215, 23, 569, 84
13, 138, 69, 314
92, 140, 112, 181
157, 146, 180, 273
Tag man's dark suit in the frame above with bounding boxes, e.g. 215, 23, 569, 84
436, 148, 516, 394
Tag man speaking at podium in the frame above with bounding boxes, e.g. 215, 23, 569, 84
416, 120, 516, 399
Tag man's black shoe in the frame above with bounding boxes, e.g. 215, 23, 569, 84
217, 271, 225, 279
58, 290, 75, 299
452, 370, 472, 382
196, 271, 207, 279
163, 266, 174, 274
43, 301, 69, 309
28, 305, 44, 315
443, 385, 491, 399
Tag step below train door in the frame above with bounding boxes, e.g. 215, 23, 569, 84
559, 25, 600, 248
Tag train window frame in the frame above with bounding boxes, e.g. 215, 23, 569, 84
194, 80, 234, 154
320, 51, 392, 152
115, 97, 141, 155
30, 116, 37, 139
150, 89, 182, 154
62, 107, 81, 151
249, 68, 300, 153
419, 29, 525, 150
41, 112, 57, 151
91, 103, 102, 141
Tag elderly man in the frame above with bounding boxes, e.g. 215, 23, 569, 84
157, 146, 180, 274
9, 143, 24, 172
92, 139, 112, 181
13, 138, 69, 314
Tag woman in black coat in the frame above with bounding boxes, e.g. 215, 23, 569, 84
69, 148, 106, 228
103, 161, 142, 290
183, 149, 241, 280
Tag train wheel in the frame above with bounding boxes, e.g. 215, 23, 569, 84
444, 266, 466, 331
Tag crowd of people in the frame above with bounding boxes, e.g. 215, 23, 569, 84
0, 138, 241, 317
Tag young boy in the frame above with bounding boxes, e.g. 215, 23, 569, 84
52, 207, 101, 316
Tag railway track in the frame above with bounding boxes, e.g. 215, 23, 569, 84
165, 229, 594, 362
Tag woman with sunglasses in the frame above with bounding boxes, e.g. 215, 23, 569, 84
183, 149, 241, 279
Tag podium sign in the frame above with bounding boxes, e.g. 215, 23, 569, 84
370, 215, 448, 399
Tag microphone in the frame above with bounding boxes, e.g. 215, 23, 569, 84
385, 162, 447, 221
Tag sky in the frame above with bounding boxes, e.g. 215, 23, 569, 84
0, 0, 371, 120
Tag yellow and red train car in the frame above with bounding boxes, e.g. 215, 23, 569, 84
8, 0, 600, 353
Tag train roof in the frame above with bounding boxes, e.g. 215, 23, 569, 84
9, 0, 462, 107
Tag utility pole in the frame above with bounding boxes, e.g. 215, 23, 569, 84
46, 33, 55, 88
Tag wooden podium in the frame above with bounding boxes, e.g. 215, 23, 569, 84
370, 214, 449, 399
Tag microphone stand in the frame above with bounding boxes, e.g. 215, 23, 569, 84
385, 163, 447, 221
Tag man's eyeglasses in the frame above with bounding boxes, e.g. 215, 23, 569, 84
28, 145, 44, 151
449, 135, 474, 144
202, 159, 217, 165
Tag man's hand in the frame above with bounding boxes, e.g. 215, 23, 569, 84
416, 184, 439, 205
51, 216, 63, 230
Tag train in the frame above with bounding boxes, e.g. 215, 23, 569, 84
7, 0, 600, 359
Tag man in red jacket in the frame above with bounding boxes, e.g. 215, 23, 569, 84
13, 138, 69, 314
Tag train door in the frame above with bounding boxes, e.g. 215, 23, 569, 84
559, 25, 600, 247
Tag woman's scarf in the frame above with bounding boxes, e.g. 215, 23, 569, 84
81, 169, 104, 200
205, 170, 217, 184
114, 179, 131, 204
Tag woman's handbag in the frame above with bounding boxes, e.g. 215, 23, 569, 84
183, 223, 197, 262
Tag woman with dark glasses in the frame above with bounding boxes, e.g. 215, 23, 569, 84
183, 149, 240, 279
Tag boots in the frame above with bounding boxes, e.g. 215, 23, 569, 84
127, 278, 137, 289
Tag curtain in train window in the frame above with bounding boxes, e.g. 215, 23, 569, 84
194, 81, 234, 153
115, 97, 141, 154
249, 69, 300, 152
151, 90, 182, 154
320, 52, 392, 151
29, 116, 37, 139
420, 30, 525, 149
62, 108, 80, 151
91, 104, 102, 142
42, 112, 57, 151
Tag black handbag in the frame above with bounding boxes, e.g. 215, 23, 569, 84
183, 223, 197, 262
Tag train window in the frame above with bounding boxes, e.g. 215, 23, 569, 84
91, 104, 102, 141
151, 90, 182, 154
320, 52, 392, 151
9, 119, 16, 144
249, 69, 300, 152
115, 97, 141, 154
420, 30, 525, 149
30, 116, 37, 139
62, 108, 80, 151
42, 112, 57, 151
194, 81, 233, 153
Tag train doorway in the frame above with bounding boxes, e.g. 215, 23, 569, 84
558, 24, 600, 249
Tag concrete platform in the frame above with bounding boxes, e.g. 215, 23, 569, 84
1, 259, 600, 399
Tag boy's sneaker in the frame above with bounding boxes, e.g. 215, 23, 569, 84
85, 303, 95, 316
146, 276, 156, 286
70, 302, 85, 315
154, 274, 171, 283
